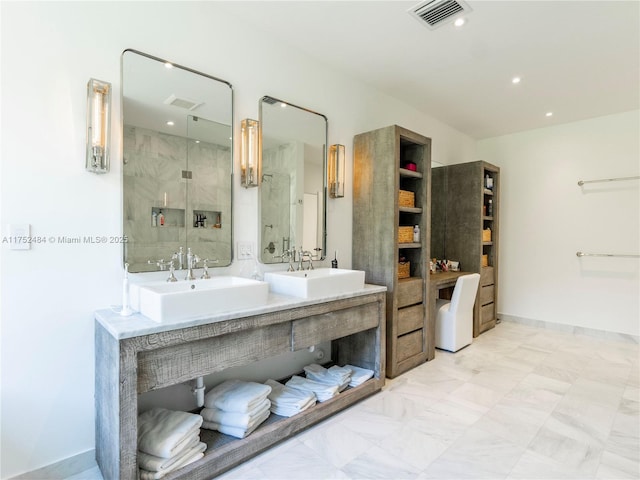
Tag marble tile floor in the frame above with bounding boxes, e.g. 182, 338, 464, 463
70, 321, 639, 479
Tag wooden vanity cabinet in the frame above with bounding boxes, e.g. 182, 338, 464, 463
352, 125, 432, 378
95, 291, 385, 480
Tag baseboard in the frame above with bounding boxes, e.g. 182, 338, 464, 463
9, 449, 96, 480
499, 313, 639, 344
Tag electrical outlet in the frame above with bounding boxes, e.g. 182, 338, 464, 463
237, 241, 253, 260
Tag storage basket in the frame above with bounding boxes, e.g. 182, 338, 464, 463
481, 254, 489, 267
398, 262, 410, 279
398, 190, 415, 208
398, 226, 414, 243
482, 229, 492, 242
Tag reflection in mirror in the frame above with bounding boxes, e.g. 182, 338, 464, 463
259, 96, 327, 264
122, 50, 233, 273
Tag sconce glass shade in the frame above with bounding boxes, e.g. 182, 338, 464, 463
240, 118, 261, 188
86, 78, 111, 174
329, 144, 345, 198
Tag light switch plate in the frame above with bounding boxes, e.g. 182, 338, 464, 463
237, 241, 254, 260
9, 224, 31, 250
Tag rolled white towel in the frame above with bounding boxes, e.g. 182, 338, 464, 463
139, 442, 206, 479
285, 375, 339, 402
265, 379, 316, 417
138, 408, 203, 459
345, 364, 374, 387
137, 436, 200, 472
204, 379, 271, 413
200, 398, 270, 428
202, 408, 270, 438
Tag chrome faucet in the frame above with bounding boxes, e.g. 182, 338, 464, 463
172, 246, 185, 270
166, 261, 178, 282
287, 249, 296, 272
200, 259, 219, 279
274, 248, 296, 271
304, 251, 314, 270
298, 248, 314, 271
185, 248, 200, 280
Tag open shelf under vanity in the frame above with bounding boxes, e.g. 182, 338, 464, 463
95, 287, 386, 480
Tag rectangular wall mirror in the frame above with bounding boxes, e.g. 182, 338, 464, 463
258, 96, 327, 264
121, 49, 233, 273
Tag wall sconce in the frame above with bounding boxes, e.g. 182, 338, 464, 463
240, 118, 261, 188
328, 144, 345, 198
85, 78, 111, 174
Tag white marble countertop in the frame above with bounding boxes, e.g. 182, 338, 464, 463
96, 284, 386, 340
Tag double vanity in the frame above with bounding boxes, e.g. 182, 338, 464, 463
106, 49, 382, 480
95, 270, 386, 480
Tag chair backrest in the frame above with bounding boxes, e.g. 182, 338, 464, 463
449, 273, 481, 316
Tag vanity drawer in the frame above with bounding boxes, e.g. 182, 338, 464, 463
397, 304, 424, 336
480, 267, 494, 287
292, 302, 379, 350
396, 330, 423, 363
480, 285, 494, 306
137, 322, 291, 393
480, 302, 495, 325
397, 277, 423, 308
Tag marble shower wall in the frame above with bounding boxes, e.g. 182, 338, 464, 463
260, 142, 300, 262
123, 125, 232, 272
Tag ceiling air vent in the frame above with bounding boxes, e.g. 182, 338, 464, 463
408, 0, 471, 30
163, 94, 203, 111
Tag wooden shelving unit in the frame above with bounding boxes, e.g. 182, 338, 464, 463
431, 160, 500, 336
353, 125, 432, 378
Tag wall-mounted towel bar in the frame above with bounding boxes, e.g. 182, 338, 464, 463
576, 251, 640, 258
577, 175, 640, 186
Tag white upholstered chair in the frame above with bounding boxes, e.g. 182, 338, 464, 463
435, 273, 480, 352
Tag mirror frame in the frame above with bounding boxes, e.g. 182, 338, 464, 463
258, 95, 328, 264
120, 49, 234, 272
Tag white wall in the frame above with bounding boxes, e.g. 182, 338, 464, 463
478, 110, 640, 336
0, 2, 476, 477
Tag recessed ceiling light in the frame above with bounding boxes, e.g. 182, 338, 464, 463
545, 112, 553, 117
166, 121, 175, 126
512, 77, 521, 84
454, 17, 466, 27
280, 103, 287, 108
164, 62, 173, 69
195, 140, 200, 143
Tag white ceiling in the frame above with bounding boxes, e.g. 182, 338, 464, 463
221, 0, 640, 139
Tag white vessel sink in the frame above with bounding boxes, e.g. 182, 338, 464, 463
264, 268, 365, 298
131, 276, 269, 323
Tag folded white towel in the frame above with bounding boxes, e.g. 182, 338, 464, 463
137, 436, 200, 472
200, 398, 270, 428
139, 442, 206, 479
345, 364, 374, 387
303, 364, 351, 391
265, 379, 316, 417
138, 408, 203, 459
204, 379, 272, 413
270, 399, 315, 417
285, 375, 339, 402
328, 365, 353, 381
202, 408, 270, 438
